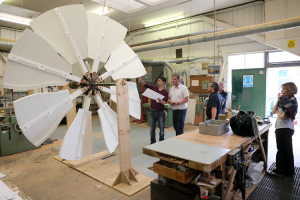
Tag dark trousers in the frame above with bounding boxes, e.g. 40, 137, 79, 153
172, 109, 187, 136
274, 128, 295, 176
150, 110, 165, 144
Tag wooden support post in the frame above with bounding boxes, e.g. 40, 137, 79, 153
258, 134, 268, 169
221, 162, 225, 200
224, 166, 237, 200
113, 79, 138, 186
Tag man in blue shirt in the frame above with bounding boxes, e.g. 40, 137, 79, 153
218, 82, 228, 114
206, 82, 224, 120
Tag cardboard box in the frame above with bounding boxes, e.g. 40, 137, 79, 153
226, 110, 232, 119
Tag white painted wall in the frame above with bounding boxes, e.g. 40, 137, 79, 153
0, 27, 23, 40
128, 3, 265, 46
133, 3, 276, 109
137, 38, 274, 109
265, 0, 300, 56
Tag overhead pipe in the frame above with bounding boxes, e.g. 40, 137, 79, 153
139, 56, 223, 74
139, 57, 175, 74
0, 37, 16, 52
125, 19, 204, 43
132, 16, 300, 53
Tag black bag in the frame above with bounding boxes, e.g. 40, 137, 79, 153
230, 111, 258, 137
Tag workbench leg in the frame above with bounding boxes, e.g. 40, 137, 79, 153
222, 162, 225, 200
224, 166, 237, 200
258, 133, 268, 170
260, 130, 269, 164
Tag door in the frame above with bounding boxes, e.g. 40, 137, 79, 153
232, 68, 266, 118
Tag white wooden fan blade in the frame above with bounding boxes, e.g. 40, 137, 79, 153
3, 29, 74, 90
14, 90, 73, 147
98, 107, 118, 154
59, 109, 93, 160
104, 42, 146, 80
87, 13, 127, 72
110, 82, 141, 119
30, 4, 88, 65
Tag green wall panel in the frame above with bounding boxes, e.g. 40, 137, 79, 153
232, 68, 266, 118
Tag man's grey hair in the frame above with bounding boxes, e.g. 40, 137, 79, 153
210, 82, 219, 92
172, 73, 181, 80
219, 82, 225, 87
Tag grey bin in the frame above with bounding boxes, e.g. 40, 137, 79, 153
199, 120, 230, 136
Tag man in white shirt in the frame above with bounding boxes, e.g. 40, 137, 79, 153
168, 73, 189, 135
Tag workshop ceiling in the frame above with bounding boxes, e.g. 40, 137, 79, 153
1, 0, 256, 31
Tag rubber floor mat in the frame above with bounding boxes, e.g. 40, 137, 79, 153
247, 163, 300, 200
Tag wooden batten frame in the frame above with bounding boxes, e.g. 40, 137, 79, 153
64, 82, 77, 129
113, 79, 138, 186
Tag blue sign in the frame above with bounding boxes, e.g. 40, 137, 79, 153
243, 75, 253, 87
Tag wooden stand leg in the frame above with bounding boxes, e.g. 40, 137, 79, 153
258, 134, 268, 169
221, 162, 225, 200
224, 166, 237, 200
113, 79, 138, 187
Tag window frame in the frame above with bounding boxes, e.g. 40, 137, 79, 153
265, 51, 300, 68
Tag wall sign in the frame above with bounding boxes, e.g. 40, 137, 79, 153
202, 62, 212, 70
176, 48, 182, 58
243, 75, 253, 87
288, 40, 295, 48
144, 66, 152, 82
191, 80, 199, 86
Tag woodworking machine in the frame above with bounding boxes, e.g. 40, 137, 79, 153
0, 115, 40, 157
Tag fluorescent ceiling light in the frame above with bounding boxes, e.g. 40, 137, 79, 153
145, 15, 185, 27
139, 0, 169, 6
0, 12, 31, 25
91, 0, 146, 13
97, 9, 110, 15
0, 0, 4, 4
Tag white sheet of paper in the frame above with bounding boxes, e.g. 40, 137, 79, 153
0, 172, 6, 178
0, 180, 22, 200
142, 88, 164, 102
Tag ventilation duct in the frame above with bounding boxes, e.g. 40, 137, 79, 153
132, 16, 300, 53
0, 37, 16, 52
139, 56, 223, 74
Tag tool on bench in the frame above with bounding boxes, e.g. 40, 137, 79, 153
227, 148, 241, 166
228, 146, 246, 200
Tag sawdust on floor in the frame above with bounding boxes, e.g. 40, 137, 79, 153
0, 141, 150, 200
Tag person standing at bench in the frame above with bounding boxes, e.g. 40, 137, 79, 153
168, 73, 189, 136
206, 82, 224, 120
218, 82, 228, 114
139, 76, 169, 144
267, 82, 298, 178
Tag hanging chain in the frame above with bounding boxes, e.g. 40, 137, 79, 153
101, 0, 107, 15
213, 0, 216, 65
128, 0, 131, 35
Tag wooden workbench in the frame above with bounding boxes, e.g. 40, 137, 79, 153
144, 123, 271, 172
143, 123, 272, 200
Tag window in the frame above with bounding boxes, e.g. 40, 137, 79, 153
245, 53, 264, 68
227, 53, 264, 92
269, 51, 300, 63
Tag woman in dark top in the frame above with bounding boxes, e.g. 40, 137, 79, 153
266, 82, 298, 178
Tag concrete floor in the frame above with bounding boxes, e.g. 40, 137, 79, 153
0, 116, 299, 200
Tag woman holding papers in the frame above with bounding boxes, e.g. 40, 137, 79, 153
139, 77, 169, 144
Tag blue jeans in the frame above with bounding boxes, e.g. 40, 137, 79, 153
173, 109, 187, 136
150, 110, 165, 144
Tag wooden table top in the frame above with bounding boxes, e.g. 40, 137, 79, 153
143, 123, 272, 172
175, 123, 272, 150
